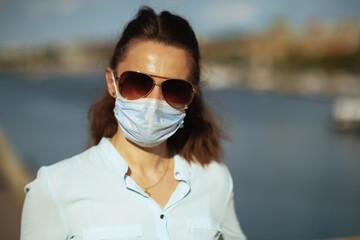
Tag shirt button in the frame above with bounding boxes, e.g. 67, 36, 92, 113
160, 214, 164, 219
175, 172, 180, 178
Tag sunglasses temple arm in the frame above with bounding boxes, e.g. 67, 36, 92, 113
111, 71, 120, 98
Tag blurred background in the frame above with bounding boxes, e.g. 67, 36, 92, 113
0, 0, 360, 239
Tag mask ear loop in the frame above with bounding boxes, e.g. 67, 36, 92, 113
111, 71, 120, 98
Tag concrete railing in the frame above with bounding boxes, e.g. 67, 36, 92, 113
0, 126, 32, 209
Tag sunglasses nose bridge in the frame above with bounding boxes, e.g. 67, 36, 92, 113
146, 81, 165, 100
152, 81, 165, 95
153, 82, 162, 88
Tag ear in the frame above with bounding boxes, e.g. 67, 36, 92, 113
105, 67, 117, 98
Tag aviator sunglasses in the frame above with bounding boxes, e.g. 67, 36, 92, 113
114, 71, 196, 109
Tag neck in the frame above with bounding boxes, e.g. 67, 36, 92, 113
110, 129, 172, 173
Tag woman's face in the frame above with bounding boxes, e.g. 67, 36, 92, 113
106, 40, 191, 101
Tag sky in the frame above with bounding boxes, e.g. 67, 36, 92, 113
0, 0, 360, 48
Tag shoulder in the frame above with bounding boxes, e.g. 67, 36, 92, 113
190, 160, 234, 194
192, 160, 232, 183
204, 160, 233, 181
24, 144, 102, 199
37, 145, 99, 185
46, 144, 100, 177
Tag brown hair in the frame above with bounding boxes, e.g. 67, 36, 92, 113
88, 7, 226, 165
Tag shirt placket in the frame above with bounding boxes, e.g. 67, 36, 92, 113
153, 205, 170, 240
124, 175, 171, 240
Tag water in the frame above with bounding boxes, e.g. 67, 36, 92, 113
1, 74, 359, 239
211, 90, 360, 239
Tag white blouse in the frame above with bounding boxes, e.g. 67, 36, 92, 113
21, 138, 247, 240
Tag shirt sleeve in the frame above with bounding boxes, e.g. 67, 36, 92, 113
221, 166, 247, 240
21, 167, 68, 240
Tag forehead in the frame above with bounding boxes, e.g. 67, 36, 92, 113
116, 40, 191, 81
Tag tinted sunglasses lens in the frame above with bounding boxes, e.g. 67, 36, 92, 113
120, 72, 153, 100
162, 79, 193, 108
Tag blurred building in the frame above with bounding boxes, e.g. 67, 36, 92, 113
0, 19, 359, 94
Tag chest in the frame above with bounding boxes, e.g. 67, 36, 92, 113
62, 177, 222, 240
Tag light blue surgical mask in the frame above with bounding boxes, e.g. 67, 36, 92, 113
111, 72, 186, 148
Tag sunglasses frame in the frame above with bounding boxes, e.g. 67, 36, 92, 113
114, 70, 197, 108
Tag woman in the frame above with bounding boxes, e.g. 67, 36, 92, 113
21, 7, 247, 240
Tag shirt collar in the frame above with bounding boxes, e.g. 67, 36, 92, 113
98, 138, 129, 177
99, 137, 191, 183
173, 154, 191, 183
